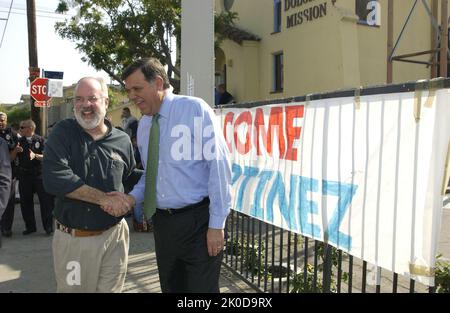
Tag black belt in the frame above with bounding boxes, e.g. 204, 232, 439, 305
156, 197, 209, 215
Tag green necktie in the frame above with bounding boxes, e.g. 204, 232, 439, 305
143, 113, 160, 219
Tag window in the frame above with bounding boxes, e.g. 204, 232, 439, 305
274, 0, 282, 33
356, 0, 381, 26
273, 52, 284, 92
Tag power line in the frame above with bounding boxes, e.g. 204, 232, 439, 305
0, 4, 64, 15
0, 0, 60, 13
0, 9, 67, 19
0, 0, 12, 48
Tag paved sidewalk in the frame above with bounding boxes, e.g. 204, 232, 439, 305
0, 204, 255, 293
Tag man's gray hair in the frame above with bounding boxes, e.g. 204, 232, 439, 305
75, 77, 109, 98
0, 112, 7, 119
21, 119, 36, 130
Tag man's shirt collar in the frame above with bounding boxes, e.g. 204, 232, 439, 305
158, 89, 174, 119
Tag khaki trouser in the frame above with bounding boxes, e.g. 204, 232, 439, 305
52, 219, 129, 293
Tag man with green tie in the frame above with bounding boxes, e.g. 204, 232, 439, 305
114, 58, 232, 293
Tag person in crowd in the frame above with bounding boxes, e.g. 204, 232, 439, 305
111, 58, 232, 293
121, 107, 138, 138
43, 77, 136, 292
217, 83, 234, 105
0, 138, 12, 247
0, 112, 20, 237
214, 86, 221, 107
131, 135, 142, 170
16, 119, 54, 235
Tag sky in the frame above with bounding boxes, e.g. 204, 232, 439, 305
0, 0, 110, 104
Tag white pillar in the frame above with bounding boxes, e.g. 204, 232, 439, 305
180, 0, 214, 106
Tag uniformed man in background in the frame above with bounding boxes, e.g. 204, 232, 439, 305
16, 119, 53, 235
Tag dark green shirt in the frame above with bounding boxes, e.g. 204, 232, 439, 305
43, 118, 136, 230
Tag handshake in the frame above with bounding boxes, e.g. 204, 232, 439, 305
99, 191, 136, 217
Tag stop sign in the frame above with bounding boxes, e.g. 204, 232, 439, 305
30, 78, 50, 102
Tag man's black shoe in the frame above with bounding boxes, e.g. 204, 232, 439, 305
1, 230, 12, 237
22, 229, 36, 235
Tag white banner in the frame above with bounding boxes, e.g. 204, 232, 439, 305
215, 88, 450, 286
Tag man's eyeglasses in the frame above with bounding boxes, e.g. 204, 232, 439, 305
20, 126, 29, 129
73, 96, 103, 105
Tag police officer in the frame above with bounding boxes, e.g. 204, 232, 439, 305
16, 119, 53, 235
0, 112, 20, 237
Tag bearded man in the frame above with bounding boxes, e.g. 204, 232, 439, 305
43, 77, 136, 292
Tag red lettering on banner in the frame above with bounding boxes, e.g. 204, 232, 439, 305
223, 112, 234, 151
285, 105, 304, 161
254, 109, 266, 155
234, 111, 252, 154
222, 105, 304, 161
254, 107, 285, 158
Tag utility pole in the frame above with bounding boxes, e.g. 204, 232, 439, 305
387, 0, 394, 83
440, 0, 448, 78
26, 0, 41, 135
431, 0, 439, 78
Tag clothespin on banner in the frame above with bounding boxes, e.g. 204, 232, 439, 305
414, 78, 444, 122
442, 140, 450, 196
425, 78, 444, 107
409, 263, 435, 277
354, 87, 362, 110
305, 94, 312, 106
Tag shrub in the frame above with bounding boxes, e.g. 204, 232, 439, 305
435, 254, 450, 293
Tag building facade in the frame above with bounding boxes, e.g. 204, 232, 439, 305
46, 84, 136, 129
215, 0, 443, 103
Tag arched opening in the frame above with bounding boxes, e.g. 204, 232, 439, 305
215, 47, 227, 87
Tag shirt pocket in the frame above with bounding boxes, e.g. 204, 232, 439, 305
106, 159, 125, 191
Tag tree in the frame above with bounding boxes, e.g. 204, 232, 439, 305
1, 105, 31, 127
55, 0, 237, 91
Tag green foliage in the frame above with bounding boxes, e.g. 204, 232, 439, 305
290, 264, 323, 293
107, 86, 127, 108
55, 0, 181, 87
227, 237, 449, 293
1, 105, 31, 126
317, 242, 339, 268
289, 243, 342, 293
214, 10, 239, 49
225, 239, 242, 256
225, 238, 265, 274
54, 0, 238, 91
244, 242, 264, 275
435, 254, 450, 293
